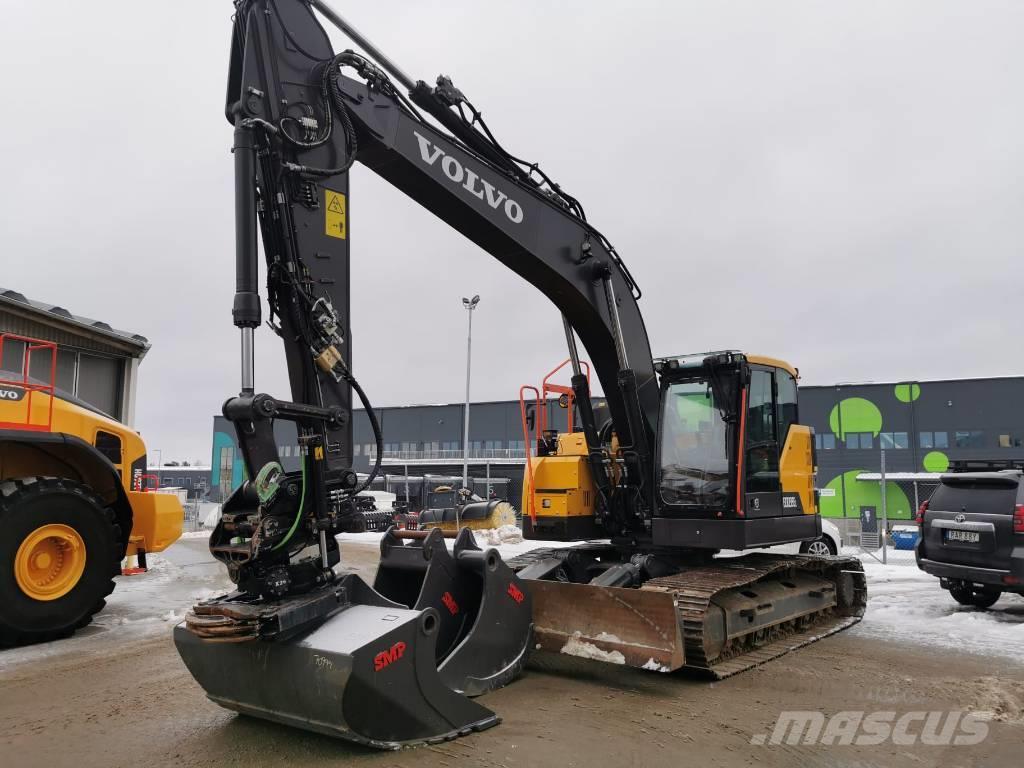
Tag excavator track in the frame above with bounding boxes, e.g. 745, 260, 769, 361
645, 553, 866, 678
510, 547, 866, 679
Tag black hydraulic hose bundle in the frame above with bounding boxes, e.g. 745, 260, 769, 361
346, 372, 383, 496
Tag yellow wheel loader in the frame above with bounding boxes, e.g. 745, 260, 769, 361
0, 333, 182, 646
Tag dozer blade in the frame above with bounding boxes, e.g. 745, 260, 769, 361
513, 547, 866, 678
418, 500, 517, 532
174, 574, 498, 749
526, 580, 685, 672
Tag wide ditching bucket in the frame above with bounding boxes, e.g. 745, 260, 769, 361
175, 528, 532, 749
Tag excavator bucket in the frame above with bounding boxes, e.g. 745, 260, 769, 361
374, 527, 533, 695
175, 528, 532, 749
418, 500, 518, 533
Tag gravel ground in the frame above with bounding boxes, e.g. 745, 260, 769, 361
1, 537, 1022, 768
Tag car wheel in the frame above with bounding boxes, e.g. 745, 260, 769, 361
800, 537, 837, 557
948, 581, 1001, 609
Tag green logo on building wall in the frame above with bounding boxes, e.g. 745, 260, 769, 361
819, 469, 912, 520
922, 451, 949, 473
828, 398, 883, 440
894, 383, 921, 403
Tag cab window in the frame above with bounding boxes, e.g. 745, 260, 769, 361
746, 370, 780, 493
775, 372, 798, 446
95, 430, 122, 465
659, 379, 730, 509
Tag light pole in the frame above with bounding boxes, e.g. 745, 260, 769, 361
461, 295, 480, 505
153, 448, 163, 490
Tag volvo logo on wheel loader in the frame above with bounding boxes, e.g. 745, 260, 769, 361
0, 385, 25, 401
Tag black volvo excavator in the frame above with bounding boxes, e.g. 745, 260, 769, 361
174, 0, 866, 749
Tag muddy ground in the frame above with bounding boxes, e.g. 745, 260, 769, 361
1, 539, 1022, 768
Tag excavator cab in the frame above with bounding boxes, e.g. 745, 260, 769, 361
521, 351, 819, 548
515, 352, 865, 678
651, 351, 820, 549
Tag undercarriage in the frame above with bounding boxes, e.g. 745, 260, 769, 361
510, 544, 867, 678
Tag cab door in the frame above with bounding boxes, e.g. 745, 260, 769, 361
743, 367, 783, 517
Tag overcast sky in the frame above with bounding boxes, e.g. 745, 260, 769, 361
1, 1, 1021, 461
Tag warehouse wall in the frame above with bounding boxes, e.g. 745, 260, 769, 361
210, 377, 1024, 511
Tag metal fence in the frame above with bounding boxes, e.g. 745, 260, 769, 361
380, 448, 526, 461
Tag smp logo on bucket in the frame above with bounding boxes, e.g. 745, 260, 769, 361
373, 641, 407, 672
507, 583, 525, 604
441, 591, 459, 615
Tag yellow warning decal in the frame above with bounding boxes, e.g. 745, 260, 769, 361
325, 189, 347, 239
314, 445, 325, 461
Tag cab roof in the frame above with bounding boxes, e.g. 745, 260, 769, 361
745, 355, 799, 379
654, 351, 799, 380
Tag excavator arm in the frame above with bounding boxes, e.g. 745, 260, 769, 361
216, 0, 662, 595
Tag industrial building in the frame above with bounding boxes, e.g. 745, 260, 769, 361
0, 286, 149, 425
209, 375, 1024, 511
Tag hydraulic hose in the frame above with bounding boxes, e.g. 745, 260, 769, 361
273, 455, 307, 551
348, 373, 383, 495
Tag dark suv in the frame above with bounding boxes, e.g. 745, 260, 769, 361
916, 469, 1024, 608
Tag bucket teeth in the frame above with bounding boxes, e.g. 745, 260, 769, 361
175, 529, 532, 748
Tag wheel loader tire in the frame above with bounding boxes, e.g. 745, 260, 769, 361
0, 477, 122, 647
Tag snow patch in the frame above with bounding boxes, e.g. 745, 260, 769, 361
472, 525, 524, 547
202, 503, 222, 528
641, 657, 671, 673
559, 631, 626, 665
852, 560, 1024, 661
178, 530, 212, 540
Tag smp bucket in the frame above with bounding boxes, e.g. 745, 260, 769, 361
374, 527, 533, 696
175, 529, 532, 748
174, 573, 499, 748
